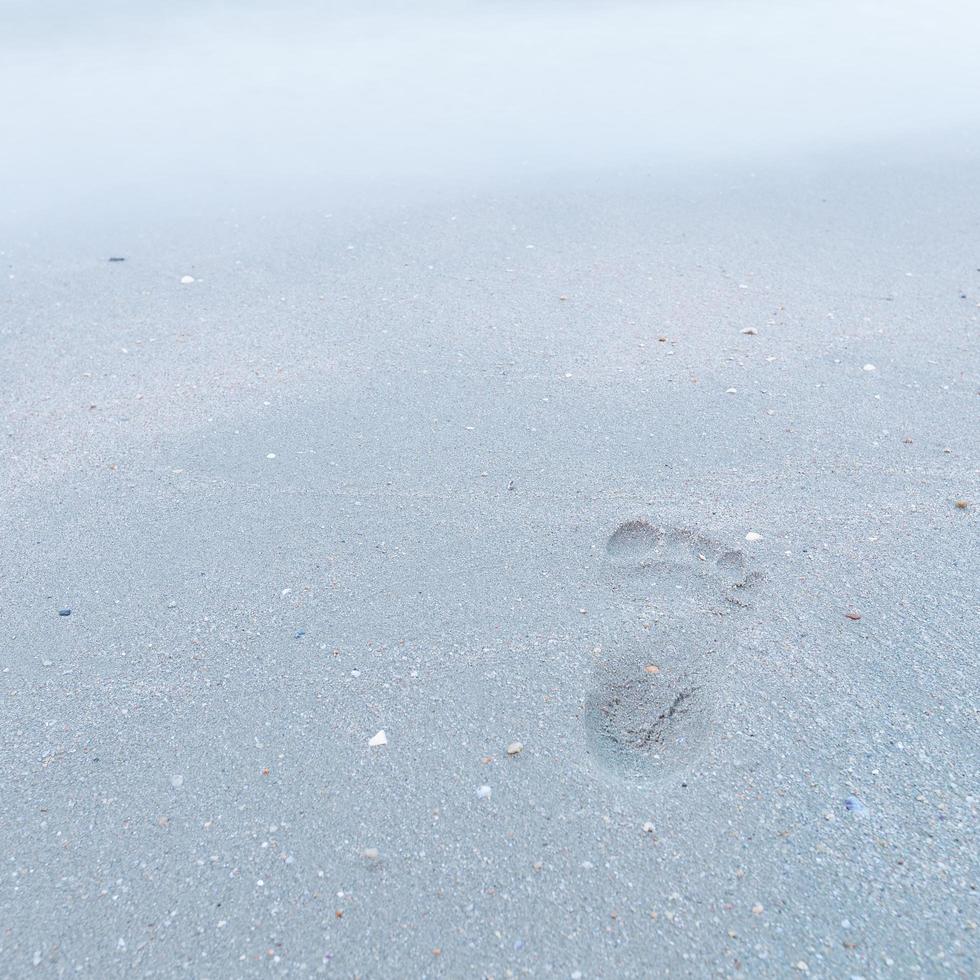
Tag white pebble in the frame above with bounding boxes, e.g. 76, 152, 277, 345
863, 363, 876, 372
642, 821, 655, 833
362, 847, 379, 861
170, 774, 184, 788
180, 275, 195, 284
476, 785, 492, 800
506, 741, 523, 756
745, 532, 763, 542
368, 730, 387, 748
266, 453, 276, 459
725, 387, 738, 394
740, 327, 758, 335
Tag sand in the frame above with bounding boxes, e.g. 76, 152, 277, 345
1, 2, 978, 977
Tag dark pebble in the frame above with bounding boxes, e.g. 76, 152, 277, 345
294, 629, 305, 638
58, 608, 71, 616
108, 257, 126, 262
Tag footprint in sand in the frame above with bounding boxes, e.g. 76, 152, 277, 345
586, 518, 761, 780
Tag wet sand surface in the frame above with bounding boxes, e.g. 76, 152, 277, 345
2, 2, 978, 977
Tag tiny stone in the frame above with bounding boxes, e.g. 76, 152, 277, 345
368, 730, 387, 748
476, 784, 492, 799
745, 532, 762, 542
954, 499, 969, 509
180, 275, 195, 284
58, 608, 71, 616
642, 821, 655, 833
862, 363, 876, 372
506, 741, 523, 756
170, 774, 184, 789
362, 847, 379, 861
740, 327, 758, 335
752, 903, 764, 915
726, 387, 738, 394
643, 664, 660, 674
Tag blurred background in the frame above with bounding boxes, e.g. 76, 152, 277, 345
4, 0, 980, 220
